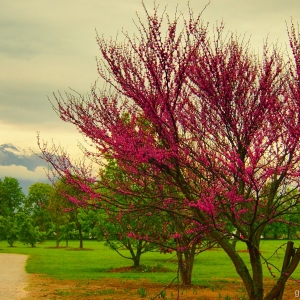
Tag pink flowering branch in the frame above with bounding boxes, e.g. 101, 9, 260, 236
37, 2, 300, 298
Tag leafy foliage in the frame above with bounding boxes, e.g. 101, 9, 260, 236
0, 177, 25, 217
17, 212, 42, 247
25, 182, 53, 233
38, 4, 300, 299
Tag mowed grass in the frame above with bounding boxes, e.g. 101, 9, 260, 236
0, 239, 299, 285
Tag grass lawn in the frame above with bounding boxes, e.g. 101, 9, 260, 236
0, 239, 299, 286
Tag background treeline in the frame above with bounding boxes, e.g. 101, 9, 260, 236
0, 175, 299, 249
0, 175, 164, 268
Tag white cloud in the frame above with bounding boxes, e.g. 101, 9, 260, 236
0, 165, 48, 182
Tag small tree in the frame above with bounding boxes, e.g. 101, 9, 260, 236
25, 182, 53, 235
98, 159, 209, 282
0, 177, 24, 217
53, 177, 90, 249
77, 208, 98, 240
17, 213, 41, 247
95, 209, 155, 267
47, 188, 71, 247
60, 221, 76, 247
0, 215, 18, 247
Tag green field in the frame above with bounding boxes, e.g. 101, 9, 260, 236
0, 239, 299, 285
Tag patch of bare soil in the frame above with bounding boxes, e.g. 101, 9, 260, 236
44, 247, 68, 249
24, 274, 300, 299
109, 265, 172, 273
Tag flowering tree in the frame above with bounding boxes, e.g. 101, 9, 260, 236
184, 23, 300, 299
97, 209, 158, 267
75, 157, 207, 283
39, 4, 300, 299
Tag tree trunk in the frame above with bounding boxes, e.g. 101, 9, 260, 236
176, 243, 196, 286
232, 230, 240, 250
181, 188, 299, 299
130, 240, 142, 267
210, 233, 259, 300
78, 227, 83, 249
248, 244, 264, 300
8, 238, 14, 247
210, 231, 300, 300
75, 219, 83, 249
287, 225, 291, 240
132, 252, 141, 267
55, 225, 60, 247
265, 243, 300, 300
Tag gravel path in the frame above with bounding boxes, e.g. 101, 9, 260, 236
0, 253, 29, 300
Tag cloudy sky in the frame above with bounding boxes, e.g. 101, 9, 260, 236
1, 0, 300, 158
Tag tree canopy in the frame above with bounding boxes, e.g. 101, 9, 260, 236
38, 4, 300, 300
0, 177, 25, 216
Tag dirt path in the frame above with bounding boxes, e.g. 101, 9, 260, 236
23, 275, 300, 299
0, 253, 29, 300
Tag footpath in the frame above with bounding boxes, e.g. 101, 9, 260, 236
0, 253, 28, 300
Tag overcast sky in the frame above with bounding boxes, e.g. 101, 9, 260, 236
1, 0, 300, 157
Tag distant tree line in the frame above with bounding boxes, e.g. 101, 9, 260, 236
0, 177, 97, 248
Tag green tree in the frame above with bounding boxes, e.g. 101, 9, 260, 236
0, 216, 5, 240
17, 212, 41, 247
53, 177, 92, 249
60, 221, 76, 247
77, 208, 98, 239
25, 182, 53, 235
263, 222, 286, 239
0, 177, 24, 216
0, 177, 25, 246
0, 215, 18, 246
47, 190, 71, 248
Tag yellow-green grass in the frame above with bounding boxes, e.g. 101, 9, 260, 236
0, 240, 299, 285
